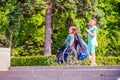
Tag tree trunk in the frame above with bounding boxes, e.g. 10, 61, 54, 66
44, 1, 52, 56
9, 30, 12, 48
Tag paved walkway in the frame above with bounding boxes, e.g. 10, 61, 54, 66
0, 66, 120, 80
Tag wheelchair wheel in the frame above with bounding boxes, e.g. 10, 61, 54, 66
62, 48, 76, 65
57, 53, 62, 65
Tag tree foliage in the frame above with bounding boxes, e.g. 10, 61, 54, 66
0, 0, 120, 57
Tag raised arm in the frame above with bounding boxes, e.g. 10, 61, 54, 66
86, 28, 97, 37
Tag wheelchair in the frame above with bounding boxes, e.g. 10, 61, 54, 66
56, 33, 88, 65
56, 46, 78, 65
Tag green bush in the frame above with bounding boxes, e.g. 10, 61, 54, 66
107, 30, 120, 56
11, 56, 58, 66
96, 29, 110, 56
96, 56, 120, 66
11, 56, 57, 66
11, 55, 120, 66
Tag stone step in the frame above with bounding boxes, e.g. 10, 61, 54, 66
10, 66, 120, 70
0, 66, 120, 80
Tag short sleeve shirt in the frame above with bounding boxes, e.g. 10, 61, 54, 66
65, 34, 74, 47
88, 26, 98, 46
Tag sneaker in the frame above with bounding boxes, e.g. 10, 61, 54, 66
94, 63, 97, 66
90, 63, 97, 66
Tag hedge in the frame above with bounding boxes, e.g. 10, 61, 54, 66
11, 55, 120, 66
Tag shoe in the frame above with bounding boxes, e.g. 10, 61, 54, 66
69, 61, 73, 65
94, 63, 97, 66
90, 63, 97, 66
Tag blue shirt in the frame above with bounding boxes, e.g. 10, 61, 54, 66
88, 26, 98, 46
65, 34, 74, 47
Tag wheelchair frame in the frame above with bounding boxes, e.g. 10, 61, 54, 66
61, 47, 77, 65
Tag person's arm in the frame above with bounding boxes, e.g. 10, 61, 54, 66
86, 28, 96, 37
83, 32, 88, 37
70, 38, 74, 47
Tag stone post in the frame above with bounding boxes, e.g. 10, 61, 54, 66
0, 48, 11, 71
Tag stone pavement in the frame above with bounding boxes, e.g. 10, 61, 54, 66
0, 66, 120, 80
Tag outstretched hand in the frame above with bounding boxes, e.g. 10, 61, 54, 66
85, 28, 89, 32
83, 32, 87, 37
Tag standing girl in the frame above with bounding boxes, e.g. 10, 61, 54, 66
86, 17, 98, 66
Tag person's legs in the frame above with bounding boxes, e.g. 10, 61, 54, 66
88, 44, 92, 61
70, 47, 78, 64
88, 45, 97, 66
88, 54, 92, 61
70, 47, 77, 58
91, 53, 96, 66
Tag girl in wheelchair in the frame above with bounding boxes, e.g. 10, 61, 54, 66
65, 26, 78, 64
56, 26, 78, 65
56, 26, 88, 65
